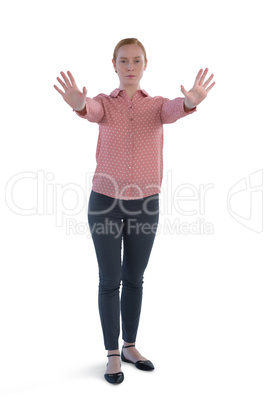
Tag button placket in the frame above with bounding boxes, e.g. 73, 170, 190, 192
128, 103, 134, 184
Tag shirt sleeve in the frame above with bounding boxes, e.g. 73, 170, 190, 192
160, 96, 196, 124
73, 96, 105, 123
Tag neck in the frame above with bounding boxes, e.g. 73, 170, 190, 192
118, 84, 141, 101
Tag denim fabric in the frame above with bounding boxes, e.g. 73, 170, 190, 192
87, 190, 159, 350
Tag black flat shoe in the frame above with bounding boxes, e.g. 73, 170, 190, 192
104, 353, 124, 385
121, 344, 155, 371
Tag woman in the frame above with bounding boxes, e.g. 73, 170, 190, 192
54, 38, 215, 385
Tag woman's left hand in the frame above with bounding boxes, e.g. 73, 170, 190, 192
181, 68, 216, 109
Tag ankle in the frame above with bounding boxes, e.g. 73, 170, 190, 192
107, 349, 120, 356
123, 342, 136, 348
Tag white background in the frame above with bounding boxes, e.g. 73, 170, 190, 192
1, 0, 267, 400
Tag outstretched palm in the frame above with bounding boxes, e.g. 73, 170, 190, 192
181, 68, 215, 109
54, 71, 87, 111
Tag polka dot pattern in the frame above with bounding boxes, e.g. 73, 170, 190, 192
75, 88, 196, 200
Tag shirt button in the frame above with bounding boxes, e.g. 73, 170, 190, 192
130, 118, 133, 121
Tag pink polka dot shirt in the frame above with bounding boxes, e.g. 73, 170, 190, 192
74, 88, 196, 200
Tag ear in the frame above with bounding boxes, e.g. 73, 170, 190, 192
112, 59, 116, 71
144, 59, 148, 71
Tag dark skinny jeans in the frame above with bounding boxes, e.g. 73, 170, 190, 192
87, 190, 159, 350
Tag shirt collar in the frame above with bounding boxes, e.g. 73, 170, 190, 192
110, 88, 150, 98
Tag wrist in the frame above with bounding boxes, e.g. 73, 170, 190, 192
183, 99, 196, 112
74, 105, 87, 114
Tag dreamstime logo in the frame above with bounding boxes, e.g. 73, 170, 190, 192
4, 169, 215, 236
227, 169, 263, 233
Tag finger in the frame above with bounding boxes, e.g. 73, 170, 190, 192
206, 81, 216, 92
67, 71, 78, 89
56, 76, 67, 91
53, 85, 64, 96
199, 68, 209, 85
60, 71, 72, 88
180, 84, 188, 96
203, 74, 214, 89
194, 68, 203, 86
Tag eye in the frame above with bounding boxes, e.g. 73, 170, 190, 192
135, 60, 141, 63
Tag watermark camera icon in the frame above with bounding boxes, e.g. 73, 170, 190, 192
227, 169, 263, 233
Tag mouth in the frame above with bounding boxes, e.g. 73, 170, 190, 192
126, 75, 135, 78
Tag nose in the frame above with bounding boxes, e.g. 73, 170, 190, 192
127, 62, 134, 70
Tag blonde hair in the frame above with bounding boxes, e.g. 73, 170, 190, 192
113, 38, 147, 63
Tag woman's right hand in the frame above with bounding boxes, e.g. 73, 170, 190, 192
54, 71, 87, 111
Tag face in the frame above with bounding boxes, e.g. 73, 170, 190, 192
112, 44, 147, 89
